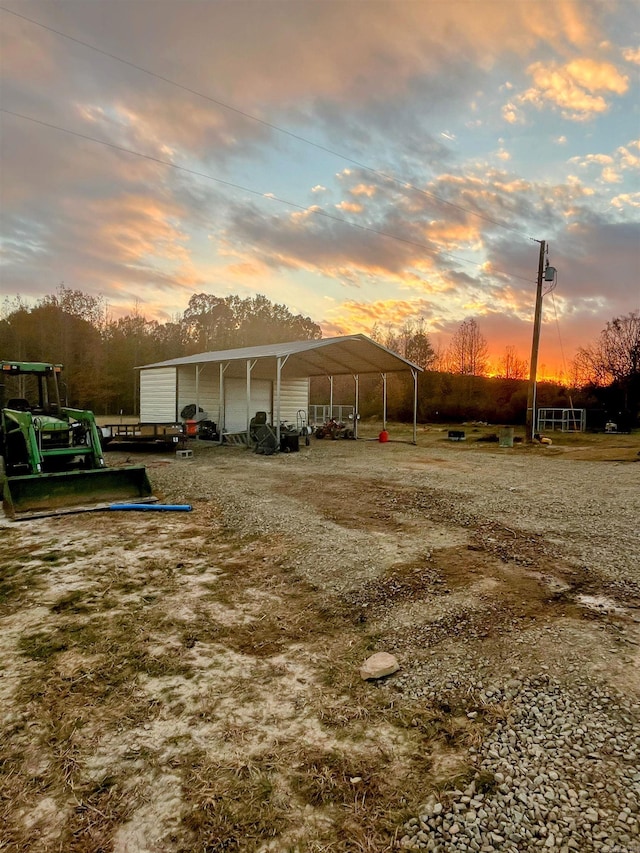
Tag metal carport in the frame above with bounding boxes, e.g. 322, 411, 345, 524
138, 334, 423, 444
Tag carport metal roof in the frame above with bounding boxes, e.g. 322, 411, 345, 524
139, 335, 422, 443
138, 334, 422, 378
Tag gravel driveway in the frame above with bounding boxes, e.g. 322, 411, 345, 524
2, 427, 639, 852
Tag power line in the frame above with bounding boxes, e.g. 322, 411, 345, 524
1, 107, 536, 285
1, 3, 532, 240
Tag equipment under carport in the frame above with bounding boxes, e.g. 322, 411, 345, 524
253, 423, 279, 455
280, 432, 299, 453
314, 419, 355, 440
250, 418, 300, 455
197, 420, 218, 441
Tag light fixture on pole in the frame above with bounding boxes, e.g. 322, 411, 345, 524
526, 242, 557, 442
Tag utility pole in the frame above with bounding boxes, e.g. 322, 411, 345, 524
526, 240, 546, 442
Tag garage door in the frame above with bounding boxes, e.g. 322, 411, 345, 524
224, 378, 272, 432
140, 368, 177, 422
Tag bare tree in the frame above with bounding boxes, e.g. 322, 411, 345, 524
446, 318, 489, 376
573, 311, 640, 420
371, 319, 436, 370
370, 322, 398, 353
573, 311, 640, 387
498, 345, 528, 380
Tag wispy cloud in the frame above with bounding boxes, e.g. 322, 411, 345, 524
622, 47, 640, 64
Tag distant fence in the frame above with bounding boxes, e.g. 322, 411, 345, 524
537, 408, 586, 432
308, 405, 355, 425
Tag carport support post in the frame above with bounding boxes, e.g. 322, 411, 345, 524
275, 354, 289, 446
276, 356, 282, 445
218, 363, 229, 445
329, 375, 334, 420
195, 365, 205, 433
353, 374, 359, 439
381, 373, 387, 430
195, 365, 199, 418
245, 359, 257, 441
412, 368, 418, 445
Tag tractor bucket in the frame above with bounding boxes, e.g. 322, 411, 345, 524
2, 465, 155, 521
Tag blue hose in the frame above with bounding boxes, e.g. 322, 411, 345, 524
109, 503, 192, 512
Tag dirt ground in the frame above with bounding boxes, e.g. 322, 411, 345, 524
1, 424, 639, 852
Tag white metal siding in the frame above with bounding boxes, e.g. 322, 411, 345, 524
224, 378, 272, 432
139, 368, 177, 422
278, 378, 309, 426
140, 368, 307, 432
177, 365, 220, 422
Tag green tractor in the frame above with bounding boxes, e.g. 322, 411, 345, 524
0, 360, 154, 520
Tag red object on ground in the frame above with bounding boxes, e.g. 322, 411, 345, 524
379, 430, 389, 443
186, 419, 197, 437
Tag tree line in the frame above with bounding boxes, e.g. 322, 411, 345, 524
371, 317, 529, 379
1, 286, 638, 426
1, 287, 321, 414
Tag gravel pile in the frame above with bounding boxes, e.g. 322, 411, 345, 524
399, 675, 640, 853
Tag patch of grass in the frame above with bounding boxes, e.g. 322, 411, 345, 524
392, 700, 485, 754
57, 774, 136, 853
287, 743, 431, 851
0, 550, 48, 608
480, 700, 514, 726
0, 571, 23, 606
40, 550, 65, 563
57, 620, 102, 652
292, 747, 379, 807
318, 699, 377, 729
474, 769, 498, 794
134, 651, 194, 680
179, 754, 289, 852
109, 577, 146, 595
89, 774, 119, 795
18, 630, 69, 661
51, 589, 90, 614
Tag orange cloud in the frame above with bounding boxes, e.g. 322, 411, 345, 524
423, 220, 481, 247
89, 195, 191, 265
322, 297, 440, 336
611, 192, 640, 208
335, 201, 364, 214
350, 184, 378, 198
515, 58, 629, 121
617, 141, 640, 169
601, 166, 622, 184
569, 140, 639, 186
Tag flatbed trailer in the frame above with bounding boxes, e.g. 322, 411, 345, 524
101, 422, 184, 448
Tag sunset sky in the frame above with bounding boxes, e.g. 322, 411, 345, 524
1, 0, 639, 376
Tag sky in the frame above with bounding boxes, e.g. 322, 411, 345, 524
1, 0, 639, 378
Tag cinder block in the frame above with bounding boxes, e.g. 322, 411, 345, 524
176, 449, 193, 459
